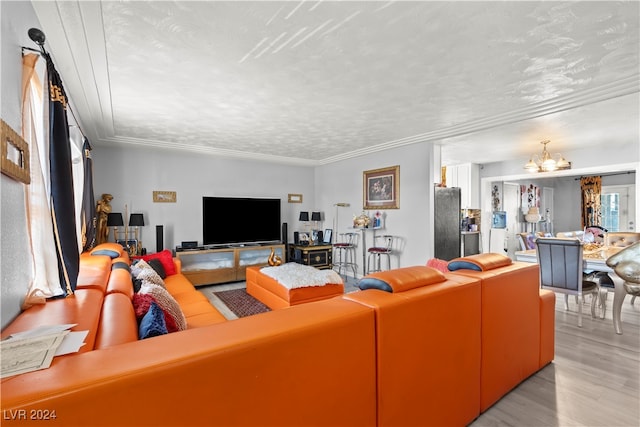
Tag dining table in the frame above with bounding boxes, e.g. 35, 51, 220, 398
515, 245, 628, 334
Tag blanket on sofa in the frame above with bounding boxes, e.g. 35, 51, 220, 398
260, 263, 343, 289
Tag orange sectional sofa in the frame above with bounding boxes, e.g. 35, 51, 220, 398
345, 253, 555, 426
1, 247, 554, 427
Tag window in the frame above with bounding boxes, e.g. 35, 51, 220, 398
601, 185, 635, 232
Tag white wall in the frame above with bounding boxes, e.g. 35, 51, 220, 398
315, 142, 434, 275
1, 0, 42, 328
92, 144, 315, 251
94, 141, 435, 275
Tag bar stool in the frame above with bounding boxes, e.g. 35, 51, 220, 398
367, 235, 393, 273
333, 233, 358, 277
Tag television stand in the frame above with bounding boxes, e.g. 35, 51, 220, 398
176, 243, 285, 286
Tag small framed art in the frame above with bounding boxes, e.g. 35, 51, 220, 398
153, 191, 176, 203
288, 193, 303, 203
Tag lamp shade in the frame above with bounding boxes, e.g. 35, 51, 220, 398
311, 211, 322, 221
129, 213, 145, 226
299, 211, 309, 221
107, 213, 124, 227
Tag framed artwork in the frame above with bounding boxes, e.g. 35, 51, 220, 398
363, 165, 399, 210
1, 119, 30, 185
116, 239, 139, 255
153, 191, 176, 203
323, 229, 332, 244
298, 232, 310, 243
288, 193, 303, 203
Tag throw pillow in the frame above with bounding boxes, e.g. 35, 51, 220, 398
147, 258, 167, 279
132, 293, 179, 333
138, 302, 168, 339
131, 259, 165, 288
139, 282, 187, 331
132, 250, 176, 276
426, 258, 449, 273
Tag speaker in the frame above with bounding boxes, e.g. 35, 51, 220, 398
282, 222, 288, 243
294, 231, 300, 245
317, 230, 323, 243
156, 225, 164, 253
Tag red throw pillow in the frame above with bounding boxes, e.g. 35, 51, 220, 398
133, 250, 176, 276
426, 258, 449, 273
132, 293, 179, 333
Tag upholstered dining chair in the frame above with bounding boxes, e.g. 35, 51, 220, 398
536, 238, 600, 327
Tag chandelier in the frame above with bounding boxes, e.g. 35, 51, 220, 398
524, 140, 571, 173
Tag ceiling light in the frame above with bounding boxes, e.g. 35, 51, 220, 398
524, 140, 571, 173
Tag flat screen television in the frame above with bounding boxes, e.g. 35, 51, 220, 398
203, 197, 281, 246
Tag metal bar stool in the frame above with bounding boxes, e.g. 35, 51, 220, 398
333, 232, 358, 277
367, 235, 393, 273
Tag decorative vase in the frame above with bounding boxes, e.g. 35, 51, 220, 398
353, 212, 371, 228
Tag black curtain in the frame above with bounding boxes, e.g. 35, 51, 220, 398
46, 53, 79, 295
82, 138, 97, 251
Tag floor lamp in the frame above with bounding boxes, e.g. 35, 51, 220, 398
333, 203, 350, 242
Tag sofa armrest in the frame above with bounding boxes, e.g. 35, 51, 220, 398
172, 257, 182, 274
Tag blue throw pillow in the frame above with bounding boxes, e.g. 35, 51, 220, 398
138, 302, 168, 340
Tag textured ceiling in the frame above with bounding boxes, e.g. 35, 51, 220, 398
31, 1, 639, 166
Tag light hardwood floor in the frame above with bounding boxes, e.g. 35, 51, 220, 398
199, 280, 639, 426
471, 293, 640, 427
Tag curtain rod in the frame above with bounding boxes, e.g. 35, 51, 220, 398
574, 171, 635, 180
21, 38, 88, 143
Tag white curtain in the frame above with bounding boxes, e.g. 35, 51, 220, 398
21, 53, 64, 307
69, 124, 85, 253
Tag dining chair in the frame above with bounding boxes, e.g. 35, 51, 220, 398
535, 238, 600, 327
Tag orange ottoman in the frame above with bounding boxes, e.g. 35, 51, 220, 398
246, 264, 344, 310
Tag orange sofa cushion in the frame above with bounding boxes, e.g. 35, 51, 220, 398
358, 265, 446, 292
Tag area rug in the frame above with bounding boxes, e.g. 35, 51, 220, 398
212, 289, 271, 318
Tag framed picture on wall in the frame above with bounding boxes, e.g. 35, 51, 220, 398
116, 239, 138, 256
363, 165, 400, 210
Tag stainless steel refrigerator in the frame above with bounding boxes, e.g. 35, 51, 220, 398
434, 187, 461, 260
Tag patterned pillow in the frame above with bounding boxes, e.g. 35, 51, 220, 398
138, 302, 168, 340
131, 259, 165, 287
138, 282, 187, 331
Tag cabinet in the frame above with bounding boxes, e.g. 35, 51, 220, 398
176, 244, 284, 286
291, 244, 333, 269
445, 163, 480, 209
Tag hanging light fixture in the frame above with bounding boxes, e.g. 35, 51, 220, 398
524, 140, 571, 173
